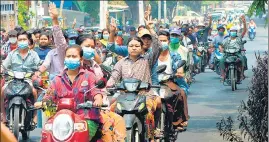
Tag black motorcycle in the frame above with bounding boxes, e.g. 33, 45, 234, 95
108, 77, 164, 141
2, 70, 39, 140
156, 60, 187, 142
223, 40, 247, 91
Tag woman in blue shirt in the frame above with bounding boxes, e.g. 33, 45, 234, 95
34, 32, 52, 60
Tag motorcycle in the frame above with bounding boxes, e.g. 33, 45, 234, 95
39, 80, 107, 142
157, 61, 187, 142
223, 40, 247, 91
107, 78, 164, 141
1, 69, 39, 140
196, 41, 209, 73
248, 26, 255, 41
213, 49, 223, 75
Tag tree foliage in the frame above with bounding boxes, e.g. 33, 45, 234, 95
217, 52, 268, 142
247, 0, 268, 26
18, 0, 34, 30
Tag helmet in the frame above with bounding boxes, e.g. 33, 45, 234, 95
66, 29, 78, 39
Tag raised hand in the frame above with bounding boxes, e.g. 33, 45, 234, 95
109, 18, 117, 33
49, 2, 58, 20
144, 4, 154, 29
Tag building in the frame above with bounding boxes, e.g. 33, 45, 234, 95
1, 1, 18, 31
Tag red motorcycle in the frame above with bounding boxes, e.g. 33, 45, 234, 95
39, 80, 107, 142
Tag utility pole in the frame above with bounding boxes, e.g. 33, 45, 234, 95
138, 0, 144, 25
14, 1, 18, 26
99, 0, 108, 29
31, 1, 37, 28
158, 1, 161, 20
164, 0, 167, 23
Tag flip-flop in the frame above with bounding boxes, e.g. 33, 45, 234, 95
180, 121, 188, 127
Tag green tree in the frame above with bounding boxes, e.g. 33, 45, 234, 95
247, 0, 268, 26
18, 0, 34, 30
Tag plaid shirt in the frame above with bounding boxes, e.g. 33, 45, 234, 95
107, 55, 151, 87
43, 68, 103, 122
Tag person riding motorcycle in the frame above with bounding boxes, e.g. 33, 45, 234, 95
34, 45, 113, 141
107, 36, 161, 141
1, 30, 41, 125
219, 15, 247, 82
209, 26, 226, 69
1, 30, 18, 57
248, 19, 257, 37
34, 32, 52, 60
158, 30, 189, 129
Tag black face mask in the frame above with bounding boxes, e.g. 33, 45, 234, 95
39, 45, 48, 49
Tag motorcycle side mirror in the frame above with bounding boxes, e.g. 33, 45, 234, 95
177, 60, 186, 68
100, 64, 112, 73
96, 79, 106, 89
242, 40, 247, 44
157, 65, 167, 74
39, 60, 44, 66
208, 38, 212, 41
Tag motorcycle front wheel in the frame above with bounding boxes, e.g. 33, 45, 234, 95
230, 68, 237, 91
12, 106, 20, 140
126, 124, 140, 142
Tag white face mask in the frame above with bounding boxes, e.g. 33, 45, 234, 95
9, 37, 17, 44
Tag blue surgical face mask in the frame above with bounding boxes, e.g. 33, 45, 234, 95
218, 31, 224, 36
117, 31, 123, 36
103, 35, 109, 40
161, 42, 169, 50
94, 34, 99, 39
230, 31, 237, 37
82, 47, 95, 60
18, 41, 29, 49
170, 37, 179, 44
9, 37, 17, 44
64, 58, 81, 70
68, 39, 76, 46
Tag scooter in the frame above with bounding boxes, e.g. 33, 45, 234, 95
157, 60, 187, 142
248, 26, 255, 41
40, 80, 107, 142
1, 69, 39, 140
107, 74, 164, 141
197, 41, 209, 73
214, 49, 223, 75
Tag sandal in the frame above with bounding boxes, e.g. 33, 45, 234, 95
154, 129, 164, 139
180, 121, 188, 127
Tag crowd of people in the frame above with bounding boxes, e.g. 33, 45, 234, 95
0, 3, 254, 142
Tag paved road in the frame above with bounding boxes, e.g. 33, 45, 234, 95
177, 25, 268, 142
23, 22, 267, 142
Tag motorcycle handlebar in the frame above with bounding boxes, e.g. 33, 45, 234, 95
151, 85, 161, 88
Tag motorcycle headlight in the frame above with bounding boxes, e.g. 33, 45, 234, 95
52, 114, 73, 141
7, 71, 14, 77
158, 74, 171, 82
227, 48, 238, 53
123, 82, 139, 92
